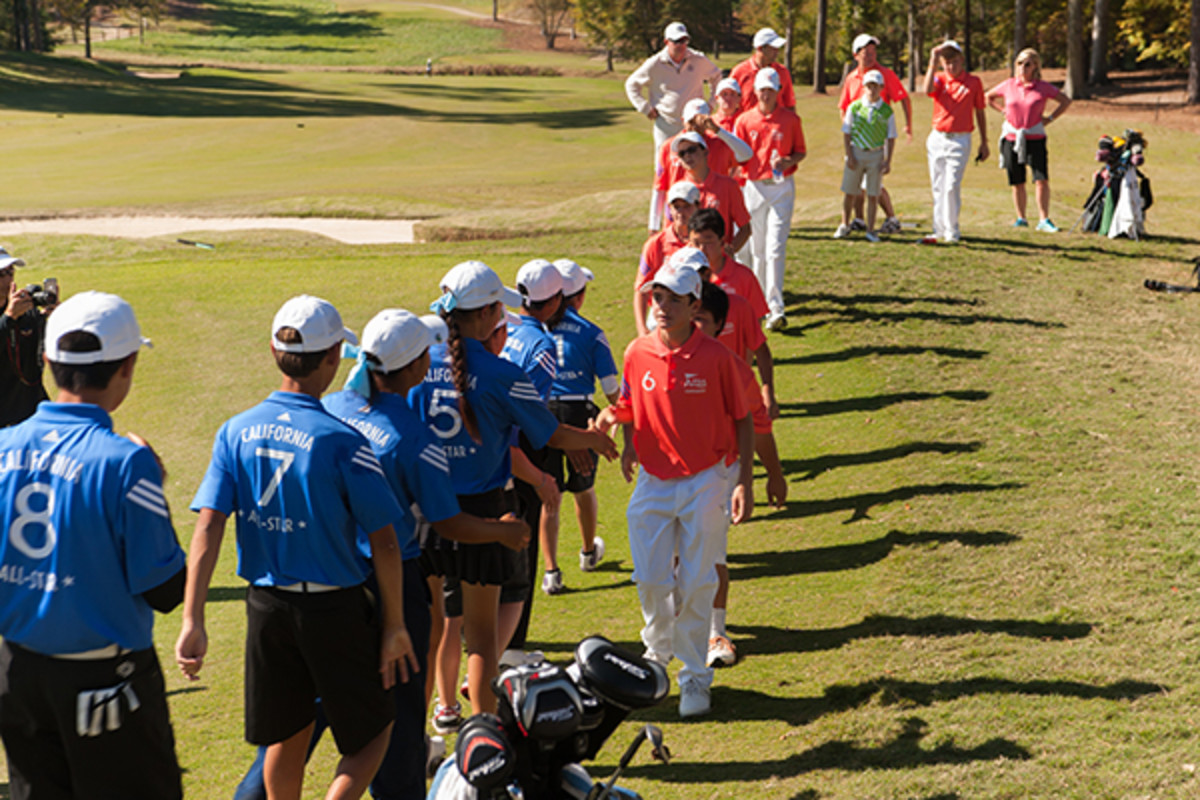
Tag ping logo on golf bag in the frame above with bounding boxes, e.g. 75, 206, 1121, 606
602, 652, 649, 680
75, 680, 140, 737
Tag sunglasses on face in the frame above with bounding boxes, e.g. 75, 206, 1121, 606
677, 146, 703, 158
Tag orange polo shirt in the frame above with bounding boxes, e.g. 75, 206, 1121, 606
733, 106, 806, 181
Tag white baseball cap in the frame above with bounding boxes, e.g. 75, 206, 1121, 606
0, 248, 25, 271
672, 131, 707, 154
554, 258, 595, 296
498, 310, 521, 333
852, 33, 880, 54
664, 22, 688, 41
754, 68, 782, 92
360, 309, 442, 373
432, 260, 521, 313
716, 77, 741, 96
667, 246, 710, 273
863, 69, 884, 86
420, 313, 449, 345
45, 291, 152, 365
516, 258, 564, 303
939, 39, 963, 54
272, 295, 357, 354
666, 180, 700, 206
753, 28, 786, 49
643, 261, 702, 299
682, 98, 710, 122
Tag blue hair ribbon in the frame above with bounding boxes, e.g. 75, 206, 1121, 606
429, 291, 458, 315
340, 342, 372, 397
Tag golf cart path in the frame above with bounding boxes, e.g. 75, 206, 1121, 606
0, 217, 417, 245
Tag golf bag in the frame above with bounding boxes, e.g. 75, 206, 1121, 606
427, 636, 671, 800
1080, 129, 1152, 239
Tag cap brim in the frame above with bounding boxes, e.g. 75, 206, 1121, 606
0, 257, 25, 269
500, 287, 523, 308
341, 327, 359, 346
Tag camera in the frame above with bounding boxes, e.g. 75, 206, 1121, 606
23, 278, 58, 308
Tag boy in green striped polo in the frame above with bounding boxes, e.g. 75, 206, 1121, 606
834, 70, 896, 243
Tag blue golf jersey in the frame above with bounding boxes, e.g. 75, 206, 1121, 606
0, 403, 185, 654
502, 315, 557, 403
192, 391, 403, 588
323, 389, 461, 561
410, 339, 559, 496
550, 307, 619, 399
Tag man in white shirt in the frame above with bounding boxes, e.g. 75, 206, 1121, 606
625, 22, 722, 162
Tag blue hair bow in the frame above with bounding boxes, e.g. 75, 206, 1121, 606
341, 342, 372, 397
429, 291, 458, 315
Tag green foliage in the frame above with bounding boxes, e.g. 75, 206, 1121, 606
1114, 0, 1190, 66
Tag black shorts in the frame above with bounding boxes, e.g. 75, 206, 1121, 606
421, 487, 520, 587
1002, 137, 1049, 185
245, 585, 393, 755
437, 488, 527, 617
0, 641, 182, 800
545, 399, 600, 493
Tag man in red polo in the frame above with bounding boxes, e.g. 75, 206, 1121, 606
729, 28, 795, 112
838, 33, 913, 234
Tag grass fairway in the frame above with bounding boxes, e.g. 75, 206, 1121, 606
5, 6, 1200, 795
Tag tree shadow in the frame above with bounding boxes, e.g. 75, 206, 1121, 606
728, 615, 1092, 657
726, 529, 1018, 580
788, 291, 982, 309
774, 345, 988, 366
782, 441, 983, 481
207, 586, 247, 603
781, 305, 1065, 335
192, 0, 384, 41
769, 481, 1024, 523
0, 54, 624, 126
778, 391, 989, 419
620, 717, 1030, 781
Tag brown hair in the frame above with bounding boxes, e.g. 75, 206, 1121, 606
48, 331, 124, 392
273, 327, 336, 378
443, 310, 482, 443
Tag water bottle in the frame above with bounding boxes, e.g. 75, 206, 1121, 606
770, 148, 784, 183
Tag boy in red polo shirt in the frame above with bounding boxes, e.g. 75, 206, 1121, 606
596, 262, 753, 719
921, 39, 988, 244
634, 181, 696, 335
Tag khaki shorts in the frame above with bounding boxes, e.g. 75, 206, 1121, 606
841, 145, 886, 197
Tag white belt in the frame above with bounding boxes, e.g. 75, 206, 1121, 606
553, 395, 592, 402
274, 581, 342, 593
933, 129, 971, 138
52, 644, 130, 661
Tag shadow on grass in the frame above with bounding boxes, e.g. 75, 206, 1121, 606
782, 441, 983, 481
779, 297, 1065, 334
778, 390, 990, 419
207, 586, 247, 603
0, 54, 622, 127
728, 614, 1092, 656
774, 344, 988, 366
771, 481, 1024, 523
727, 529, 1017, 579
193, 0, 384, 41
166, 685, 207, 699
620, 717, 1029, 781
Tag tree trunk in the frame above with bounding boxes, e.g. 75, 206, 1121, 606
606, 46, 614, 72
1190, 0, 1200, 103
962, 0, 971, 70
813, 0, 827, 92
1089, 0, 1110, 83
907, 0, 917, 91
1064, 0, 1088, 98
85, 14, 92, 59
492, 0, 498, 20
1012, 0, 1026, 70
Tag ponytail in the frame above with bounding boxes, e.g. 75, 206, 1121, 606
444, 311, 482, 444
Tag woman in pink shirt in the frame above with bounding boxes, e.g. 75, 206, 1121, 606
985, 49, 1072, 232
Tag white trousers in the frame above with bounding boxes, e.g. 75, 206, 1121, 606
926, 130, 972, 241
627, 461, 732, 689
648, 116, 684, 228
743, 178, 794, 318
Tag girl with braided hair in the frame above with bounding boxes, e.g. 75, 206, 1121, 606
411, 261, 618, 715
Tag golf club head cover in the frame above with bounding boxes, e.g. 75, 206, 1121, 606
495, 661, 584, 742
573, 636, 670, 711
454, 713, 516, 794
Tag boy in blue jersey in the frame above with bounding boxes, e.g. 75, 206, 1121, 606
500, 258, 564, 655
176, 295, 418, 800
540, 258, 621, 593
0, 291, 186, 799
